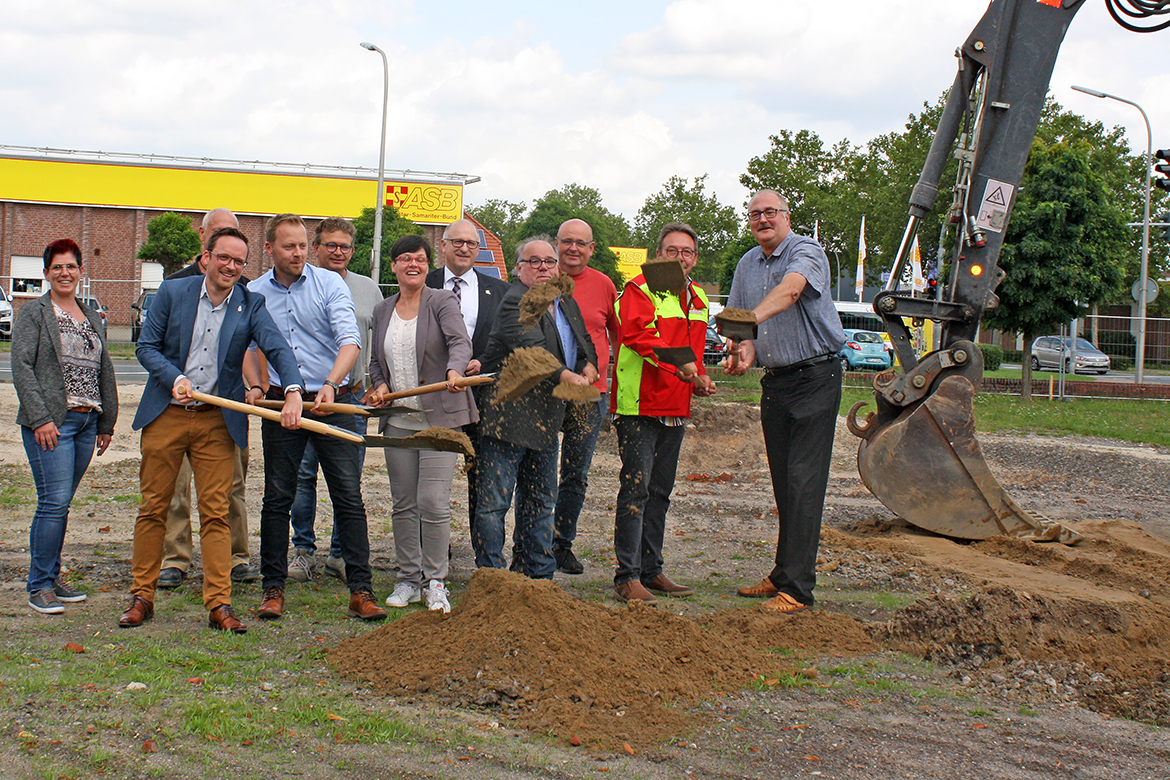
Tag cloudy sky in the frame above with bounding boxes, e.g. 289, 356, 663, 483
2, 0, 1165, 220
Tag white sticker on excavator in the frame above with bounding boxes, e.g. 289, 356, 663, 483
975, 179, 1014, 233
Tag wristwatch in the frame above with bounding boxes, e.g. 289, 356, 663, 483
323, 380, 341, 392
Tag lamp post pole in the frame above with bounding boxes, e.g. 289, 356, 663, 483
361, 42, 389, 288
1072, 85, 1151, 383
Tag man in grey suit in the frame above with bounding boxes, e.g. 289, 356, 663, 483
120, 227, 304, 633
425, 219, 510, 535
473, 236, 597, 579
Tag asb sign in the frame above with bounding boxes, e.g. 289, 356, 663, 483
385, 181, 463, 225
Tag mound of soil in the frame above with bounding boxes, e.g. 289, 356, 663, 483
330, 568, 871, 751
493, 347, 562, 403
405, 427, 475, 459
518, 276, 575, 327
552, 382, 601, 402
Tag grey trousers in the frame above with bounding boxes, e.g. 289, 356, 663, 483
384, 424, 458, 584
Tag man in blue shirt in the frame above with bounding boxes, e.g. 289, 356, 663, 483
244, 213, 386, 621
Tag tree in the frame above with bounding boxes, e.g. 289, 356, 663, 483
350, 205, 424, 287
520, 187, 625, 287
467, 198, 528, 263
981, 140, 1129, 399
633, 175, 738, 283
137, 212, 201, 278
535, 183, 633, 247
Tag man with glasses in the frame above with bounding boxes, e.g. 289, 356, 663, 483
121, 227, 305, 632
286, 217, 383, 583
549, 218, 618, 574
724, 190, 845, 615
158, 208, 259, 590
610, 222, 714, 602
473, 236, 597, 578
426, 219, 510, 537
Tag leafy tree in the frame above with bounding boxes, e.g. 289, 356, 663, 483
467, 198, 528, 262
536, 183, 633, 247
350, 205, 424, 287
137, 212, 201, 277
633, 175, 738, 282
718, 230, 761, 295
520, 188, 624, 287
981, 140, 1128, 399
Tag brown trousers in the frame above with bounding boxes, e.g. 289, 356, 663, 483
132, 406, 236, 610
161, 446, 250, 571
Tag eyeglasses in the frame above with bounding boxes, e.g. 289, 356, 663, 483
748, 207, 788, 222
444, 238, 479, 249
521, 256, 558, 267
662, 247, 696, 260
394, 255, 429, 266
557, 238, 592, 248
322, 242, 354, 254
49, 263, 80, 273
211, 252, 247, 267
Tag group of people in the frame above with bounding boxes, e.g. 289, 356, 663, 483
14, 187, 845, 630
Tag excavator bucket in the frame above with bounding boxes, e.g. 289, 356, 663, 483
849, 370, 1082, 545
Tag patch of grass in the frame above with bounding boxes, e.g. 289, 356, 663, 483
0, 484, 35, 507
968, 707, 992, 718
1018, 705, 1038, 716
749, 672, 814, 691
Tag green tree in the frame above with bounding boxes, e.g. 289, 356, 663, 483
350, 205, 424, 287
520, 188, 624, 287
467, 198, 528, 263
982, 140, 1128, 399
633, 175, 738, 283
137, 212, 201, 278
536, 183, 633, 246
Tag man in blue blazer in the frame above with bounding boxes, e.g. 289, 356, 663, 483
121, 227, 305, 633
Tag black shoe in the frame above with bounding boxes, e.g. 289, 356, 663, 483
554, 547, 584, 575
230, 564, 260, 583
509, 554, 525, 575
157, 567, 185, 589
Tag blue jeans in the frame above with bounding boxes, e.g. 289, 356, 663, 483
473, 434, 558, 579
258, 396, 371, 591
553, 395, 604, 551
613, 415, 685, 585
289, 413, 367, 557
23, 411, 98, 593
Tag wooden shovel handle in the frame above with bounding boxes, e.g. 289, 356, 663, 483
373, 374, 495, 403
251, 399, 370, 416
189, 391, 364, 444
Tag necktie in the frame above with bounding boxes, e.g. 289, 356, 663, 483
451, 277, 463, 304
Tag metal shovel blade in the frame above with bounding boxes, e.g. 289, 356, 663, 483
714, 310, 758, 342
363, 429, 474, 458
641, 259, 686, 294
854, 375, 1082, 544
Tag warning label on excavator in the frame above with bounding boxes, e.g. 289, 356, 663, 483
975, 178, 1014, 233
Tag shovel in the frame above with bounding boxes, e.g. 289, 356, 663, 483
714, 309, 759, 342
641, 258, 686, 294
187, 391, 474, 456
249, 400, 421, 417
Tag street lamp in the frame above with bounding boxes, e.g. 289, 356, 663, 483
361, 41, 389, 288
1071, 84, 1151, 383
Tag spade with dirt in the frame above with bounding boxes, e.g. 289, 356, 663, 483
714, 307, 758, 342
492, 347, 564, 404
641, 256, 687, 294
518, 275, 576, 327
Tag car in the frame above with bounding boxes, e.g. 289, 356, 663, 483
0, 287, 12, 340
1030, 336, 1110, 374
839, 329, 893, 371
78, 296, 108, 338
704, 322, 728, 365
131, 289, 158, 343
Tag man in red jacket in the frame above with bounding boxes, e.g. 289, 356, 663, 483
609, 222, 715, 603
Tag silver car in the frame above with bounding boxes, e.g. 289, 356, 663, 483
0, 287, 12, 339
1030, 336, 1110, 375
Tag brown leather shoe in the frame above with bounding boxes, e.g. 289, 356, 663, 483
614, 580, 657, 604
737, 578, 780, 598
257, 586, 284, 620
208, 604, 247, 634
348, 590, 388, 621
118, 595, 154, 628
761, 592, 810, 614
642, 574, 694, 597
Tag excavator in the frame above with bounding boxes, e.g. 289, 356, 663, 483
846, 0, 1169, 544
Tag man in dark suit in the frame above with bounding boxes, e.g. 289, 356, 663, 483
425, 218, 511, 533
473, 236, 597, 579
120, 227, 305, 633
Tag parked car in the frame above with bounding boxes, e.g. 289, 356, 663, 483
1030, 336, 1110, 374
839, 329, 893, 371
78, 296, 108, 338
0, 287, 12, 340
131, 289, 158, 343
704, 322, 728, 365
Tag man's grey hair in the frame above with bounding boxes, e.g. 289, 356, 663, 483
442, 219, 478, 240
655, 222, 699, 254
750, 189, 789, 210
514, 234, 556, 267
201, 207, 237, 231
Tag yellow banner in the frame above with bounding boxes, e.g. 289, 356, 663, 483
611, 246, 648, 283
0, 157, 463, 224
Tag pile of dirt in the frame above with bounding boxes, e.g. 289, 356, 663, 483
493, 347, 562, 403
330, 568, 869, 750
872, 585, 1170, 724
405, 427, 475, 458
552, 382, 601, 402
518, 276, 575, 327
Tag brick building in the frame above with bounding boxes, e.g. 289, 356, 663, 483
0, 146, 506, 335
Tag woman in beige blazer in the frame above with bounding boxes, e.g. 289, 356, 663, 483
366, 235, 476, 613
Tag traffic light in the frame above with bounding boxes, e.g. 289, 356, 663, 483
1155, 149, 1170, 192
1162, 211, 1170, 243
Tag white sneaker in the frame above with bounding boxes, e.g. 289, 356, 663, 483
423, 580, 451, 613
287, 550, 315, 583
384, 582, 421, 608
